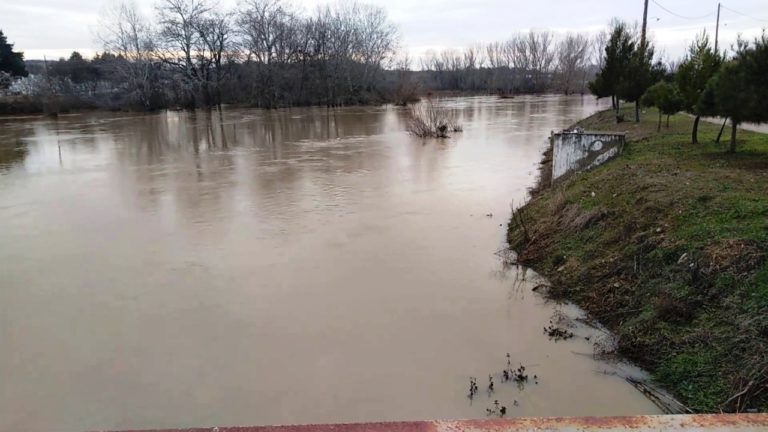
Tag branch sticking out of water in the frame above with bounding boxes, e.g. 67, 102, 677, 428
407, 99, 462, 138
510, 199, 531, 244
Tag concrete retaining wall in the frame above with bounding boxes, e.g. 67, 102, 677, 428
552, 130, 626, 184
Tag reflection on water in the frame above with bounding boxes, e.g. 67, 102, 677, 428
0, 96, 659, 432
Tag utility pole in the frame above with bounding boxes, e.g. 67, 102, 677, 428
714, 2, 721, 53
641, 0, 649, 48
636, 0, 650, 124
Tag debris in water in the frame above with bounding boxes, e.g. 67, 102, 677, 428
544, 310, 575, 341
513, 364, 529, 384
467, 354, 541, 412
484, 400, 501, 417
468, 377, 478, 399
544, 324, 574, 341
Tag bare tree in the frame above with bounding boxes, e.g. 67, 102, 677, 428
155, 0, 212, 106
98, 1, 160, 109
393, 52, 418, 105
592, 30, 609, 71
526, 31, 556, 92
463, 44, 479, 70
196, 11, 235, 107
556, 33, 590, 94
485, 41, 510, 93
510, 34, 531, 73
355, 3, 398, 88
236, 0, 302, 106
486, 41, 508, 68
237, 0, 301, 64
91, 0, 614, 111
420, 50, 438, 72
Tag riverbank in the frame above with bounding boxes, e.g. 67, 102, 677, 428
507, 106, 768, 413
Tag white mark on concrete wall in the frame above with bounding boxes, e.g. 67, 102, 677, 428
586, 147, 619, 170
552, 131, 625, 183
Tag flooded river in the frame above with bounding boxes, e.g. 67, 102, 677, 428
0, 96, 660, 431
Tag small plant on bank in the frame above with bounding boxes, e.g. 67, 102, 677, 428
407, 99, 462, 138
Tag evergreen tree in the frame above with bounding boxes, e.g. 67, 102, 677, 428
0, 30, 28, 78
642, 81, 684, 131
617, 41, 662, 122
589, 20, 635, 116
740, 32, 768, 124
709, 61, 753, 153
676, 32, 721, 144
707, 33, 768, 152
51, 51, 100, 85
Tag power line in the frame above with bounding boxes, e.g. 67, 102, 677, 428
720, 4, 768, 24
650, 0, 715, 20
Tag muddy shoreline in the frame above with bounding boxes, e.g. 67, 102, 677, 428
507, 106, 768, 413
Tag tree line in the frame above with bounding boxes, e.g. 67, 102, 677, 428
2, 0, 399, 111
590, 20, 768, 152
416, 31, 595, 95
0, 0, 606, 112
1, 2, 767, 145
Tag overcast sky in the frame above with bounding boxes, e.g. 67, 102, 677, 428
2, 0, 766, 62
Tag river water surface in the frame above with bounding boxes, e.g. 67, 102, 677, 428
0, 96, 660, 431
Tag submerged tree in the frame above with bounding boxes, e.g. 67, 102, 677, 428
676, 32, 721, 144
98, 1, 162, 109
236, 0, 302, 107
407, 98, 461, 138
155, 0, 215, 107
525, 31, 556, 92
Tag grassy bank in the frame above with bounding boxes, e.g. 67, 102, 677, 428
508, 106, 768, 413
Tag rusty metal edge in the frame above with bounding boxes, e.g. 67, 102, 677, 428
97, 414, 768, 432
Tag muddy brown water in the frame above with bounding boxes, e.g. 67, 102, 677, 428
0, 96, 660, 431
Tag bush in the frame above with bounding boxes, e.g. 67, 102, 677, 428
407, 99, 461, 138
0, 95, 43, 115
